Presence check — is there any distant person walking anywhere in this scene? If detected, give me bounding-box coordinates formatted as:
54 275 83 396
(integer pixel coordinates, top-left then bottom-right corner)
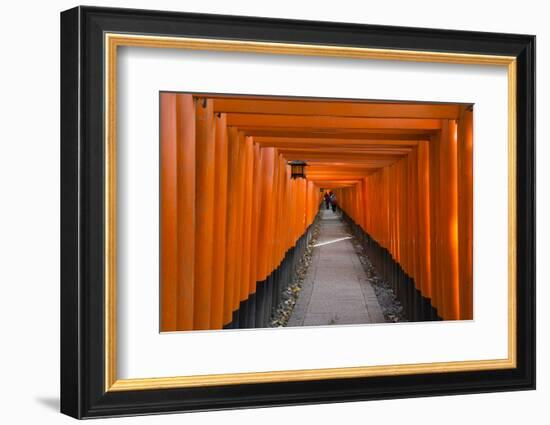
323 191 331 209
329 191 337 213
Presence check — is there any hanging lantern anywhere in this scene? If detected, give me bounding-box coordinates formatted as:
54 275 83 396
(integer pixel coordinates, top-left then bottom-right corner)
288 160 307 179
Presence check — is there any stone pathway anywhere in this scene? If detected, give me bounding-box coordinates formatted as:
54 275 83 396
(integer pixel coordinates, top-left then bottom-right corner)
288 208 386 327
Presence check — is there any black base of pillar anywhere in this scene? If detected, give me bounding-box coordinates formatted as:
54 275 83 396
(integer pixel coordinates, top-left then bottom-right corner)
221 218 319 329
231 308 240 329
238 299 249 329
255 279 266 328
247 293 256 328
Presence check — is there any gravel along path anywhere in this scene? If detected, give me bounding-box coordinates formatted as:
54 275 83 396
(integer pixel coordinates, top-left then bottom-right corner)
349 233 408 323
268 219 321 328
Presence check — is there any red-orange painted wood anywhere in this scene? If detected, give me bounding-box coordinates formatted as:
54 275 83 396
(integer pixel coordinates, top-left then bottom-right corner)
257 147 275 282
175 94 196 330
249 143 262 293
240 137 254 303
223 126 239 325
210 113 228 329
161 93 472 329
417 141 432 300
193 98 216 329
160 93 178 332
335 119 472 320
232 132 246 312
458 109 473 319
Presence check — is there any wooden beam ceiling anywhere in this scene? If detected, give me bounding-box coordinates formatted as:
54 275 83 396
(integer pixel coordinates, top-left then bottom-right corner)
226 114 442 130
198 95 452 182
212 98 462 119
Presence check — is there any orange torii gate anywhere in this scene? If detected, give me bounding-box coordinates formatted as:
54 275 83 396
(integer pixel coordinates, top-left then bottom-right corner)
160 92 473 331
333 112 473 321
161 93 320 331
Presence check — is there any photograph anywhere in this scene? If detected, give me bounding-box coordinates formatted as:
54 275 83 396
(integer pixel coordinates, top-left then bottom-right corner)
159 93 473 332
57 5 535 419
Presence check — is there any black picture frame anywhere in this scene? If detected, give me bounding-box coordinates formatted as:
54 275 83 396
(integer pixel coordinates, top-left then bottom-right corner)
60 5 535 419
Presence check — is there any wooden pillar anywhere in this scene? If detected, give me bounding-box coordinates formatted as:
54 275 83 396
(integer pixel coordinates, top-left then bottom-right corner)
249 142 262 292
160 93 178 331
429 131 443 317
232 132 246 315
194 98 216 329
430 120 460 320
240 137 255 305
269 152 281 271
176 94 196 331
408 149 418 283
417 141 432 300
223 127 239 325
160 93 196 332
457 109 473 319
442 120 459 319
257 148 275 281
288 175 297 247
210 113 228 329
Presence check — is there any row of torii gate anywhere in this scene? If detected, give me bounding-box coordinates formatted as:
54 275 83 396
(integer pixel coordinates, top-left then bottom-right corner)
160 92 473 331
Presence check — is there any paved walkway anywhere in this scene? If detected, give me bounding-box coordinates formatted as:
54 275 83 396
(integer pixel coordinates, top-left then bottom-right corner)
288 208 386 327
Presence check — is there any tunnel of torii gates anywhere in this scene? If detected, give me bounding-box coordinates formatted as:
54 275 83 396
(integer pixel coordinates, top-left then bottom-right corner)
160 92 473 332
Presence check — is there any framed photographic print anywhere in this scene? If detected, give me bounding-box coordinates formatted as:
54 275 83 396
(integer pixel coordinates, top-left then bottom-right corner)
60 5 535 419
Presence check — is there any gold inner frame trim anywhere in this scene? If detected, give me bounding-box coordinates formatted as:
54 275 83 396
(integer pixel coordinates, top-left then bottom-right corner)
104 32 517 392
